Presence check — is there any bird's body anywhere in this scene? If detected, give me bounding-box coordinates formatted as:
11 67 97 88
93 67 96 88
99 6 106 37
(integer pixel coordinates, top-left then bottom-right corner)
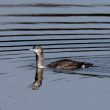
30 45 93 70
47 59 93 69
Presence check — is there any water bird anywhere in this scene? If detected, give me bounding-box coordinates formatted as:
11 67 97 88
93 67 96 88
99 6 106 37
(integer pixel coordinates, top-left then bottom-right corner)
30 45 94 70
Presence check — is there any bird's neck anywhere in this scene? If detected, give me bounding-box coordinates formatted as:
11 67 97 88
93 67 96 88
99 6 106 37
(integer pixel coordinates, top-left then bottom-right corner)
36 54 45 68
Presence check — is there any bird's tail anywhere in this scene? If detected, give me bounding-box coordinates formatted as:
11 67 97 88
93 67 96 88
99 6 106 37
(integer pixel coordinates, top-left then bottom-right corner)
81 62 97 68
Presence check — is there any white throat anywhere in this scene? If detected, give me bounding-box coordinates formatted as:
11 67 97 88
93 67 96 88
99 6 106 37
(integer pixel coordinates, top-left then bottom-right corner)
38 64 46 68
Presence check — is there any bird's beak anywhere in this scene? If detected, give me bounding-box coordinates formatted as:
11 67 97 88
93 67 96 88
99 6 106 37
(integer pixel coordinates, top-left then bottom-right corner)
29 49 36 53
29 49 34 51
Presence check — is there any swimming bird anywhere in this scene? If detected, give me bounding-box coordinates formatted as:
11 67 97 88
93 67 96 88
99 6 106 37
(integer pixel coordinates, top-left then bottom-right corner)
30 45 94 70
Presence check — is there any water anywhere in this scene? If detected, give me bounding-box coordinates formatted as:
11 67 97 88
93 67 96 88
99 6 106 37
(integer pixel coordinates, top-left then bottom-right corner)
0 1 110 110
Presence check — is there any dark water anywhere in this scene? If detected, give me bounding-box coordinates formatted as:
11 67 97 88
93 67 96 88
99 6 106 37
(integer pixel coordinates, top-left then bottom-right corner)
0 1 110 110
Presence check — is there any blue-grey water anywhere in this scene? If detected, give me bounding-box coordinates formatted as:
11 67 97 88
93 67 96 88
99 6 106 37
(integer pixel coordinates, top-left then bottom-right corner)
0 0 110 110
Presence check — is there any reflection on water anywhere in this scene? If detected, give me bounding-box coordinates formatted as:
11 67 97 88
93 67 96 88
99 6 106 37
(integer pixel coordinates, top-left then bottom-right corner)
31 68 44 90
31 66 110 90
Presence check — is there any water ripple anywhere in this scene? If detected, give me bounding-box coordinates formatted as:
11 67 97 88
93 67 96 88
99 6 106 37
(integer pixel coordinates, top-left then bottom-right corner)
0 13 110 17
0 3 110 8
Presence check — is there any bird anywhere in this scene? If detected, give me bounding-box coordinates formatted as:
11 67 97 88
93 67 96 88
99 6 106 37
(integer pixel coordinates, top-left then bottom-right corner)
30 45 94 70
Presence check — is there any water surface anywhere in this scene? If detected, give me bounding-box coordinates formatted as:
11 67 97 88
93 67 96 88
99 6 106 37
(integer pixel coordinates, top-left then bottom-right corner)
0 1 110 110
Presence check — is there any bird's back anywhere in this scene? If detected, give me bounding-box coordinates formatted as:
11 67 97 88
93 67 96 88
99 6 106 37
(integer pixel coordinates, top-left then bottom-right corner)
47 59 93 69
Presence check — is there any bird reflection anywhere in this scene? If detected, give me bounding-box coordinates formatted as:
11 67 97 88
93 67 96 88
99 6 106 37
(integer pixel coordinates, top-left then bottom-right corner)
31 68 44 90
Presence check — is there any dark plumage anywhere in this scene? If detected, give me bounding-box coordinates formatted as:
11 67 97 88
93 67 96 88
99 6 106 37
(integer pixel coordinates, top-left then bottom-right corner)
47 59 93 69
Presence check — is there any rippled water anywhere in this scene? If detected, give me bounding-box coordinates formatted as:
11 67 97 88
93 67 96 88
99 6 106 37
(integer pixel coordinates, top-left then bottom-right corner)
0 1 110 110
